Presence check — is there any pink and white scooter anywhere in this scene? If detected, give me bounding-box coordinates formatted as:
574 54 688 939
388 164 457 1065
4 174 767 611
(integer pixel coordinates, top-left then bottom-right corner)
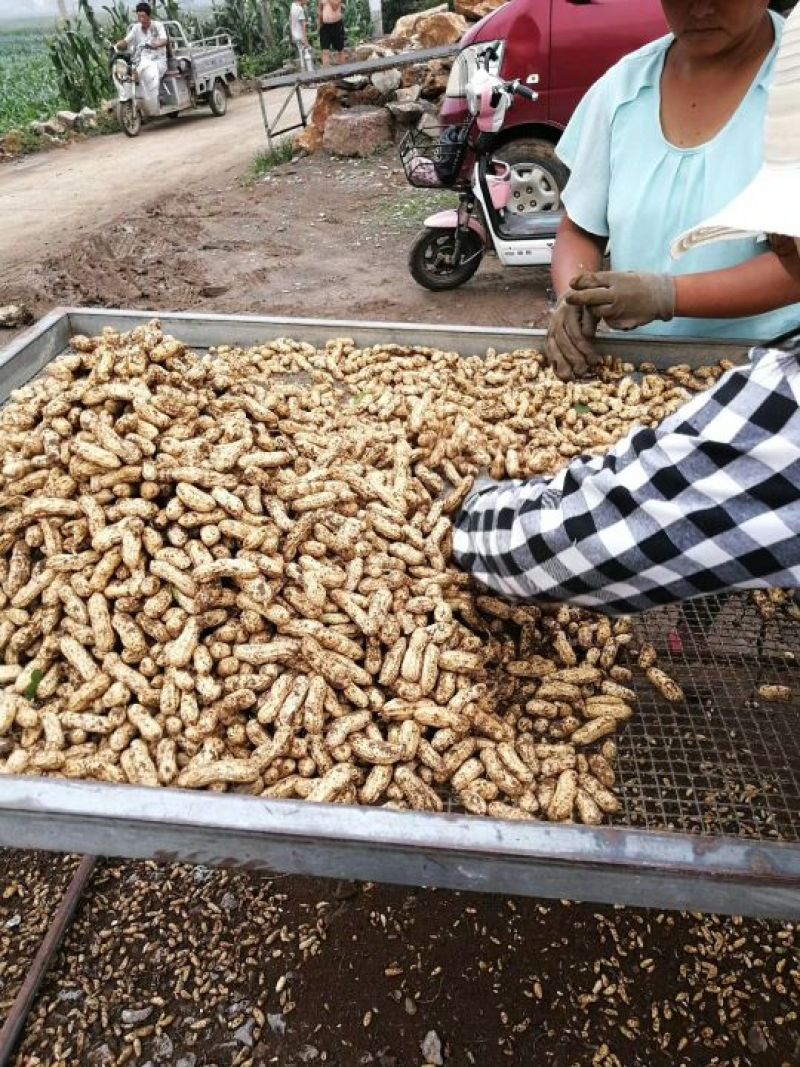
400 69 562 290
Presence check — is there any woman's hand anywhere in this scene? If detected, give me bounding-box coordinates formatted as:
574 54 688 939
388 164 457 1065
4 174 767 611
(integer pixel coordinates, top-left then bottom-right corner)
544 297 600 381
567 271 676 331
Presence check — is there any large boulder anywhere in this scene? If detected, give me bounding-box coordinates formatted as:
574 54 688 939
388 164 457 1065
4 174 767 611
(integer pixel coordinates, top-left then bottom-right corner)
414 12 468 47
392 4 448 40
294 83 341 154
420 59 452 98
322 106 392 156
454 0 506 20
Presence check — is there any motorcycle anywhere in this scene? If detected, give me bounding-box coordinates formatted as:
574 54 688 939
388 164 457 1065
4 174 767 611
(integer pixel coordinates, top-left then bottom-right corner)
400 68 562 290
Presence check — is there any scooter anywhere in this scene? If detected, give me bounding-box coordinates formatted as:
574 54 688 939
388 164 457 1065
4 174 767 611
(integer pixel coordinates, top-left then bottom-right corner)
400 69 562 290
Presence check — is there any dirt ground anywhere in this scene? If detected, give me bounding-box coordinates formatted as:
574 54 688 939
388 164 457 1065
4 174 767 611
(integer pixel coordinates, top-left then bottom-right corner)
2 854 798 1067
0 117 550 331
0 117 795 1067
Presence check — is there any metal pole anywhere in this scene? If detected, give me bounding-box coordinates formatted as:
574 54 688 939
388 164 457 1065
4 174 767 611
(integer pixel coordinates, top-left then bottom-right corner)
257 82 272 149
296 84 308 128
0 855 97 1067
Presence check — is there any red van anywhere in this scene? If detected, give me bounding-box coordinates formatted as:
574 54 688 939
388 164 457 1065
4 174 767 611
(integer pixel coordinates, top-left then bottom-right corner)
439 0 668 212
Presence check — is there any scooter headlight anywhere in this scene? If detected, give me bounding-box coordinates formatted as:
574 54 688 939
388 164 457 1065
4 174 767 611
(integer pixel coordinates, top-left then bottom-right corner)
112 57 129 83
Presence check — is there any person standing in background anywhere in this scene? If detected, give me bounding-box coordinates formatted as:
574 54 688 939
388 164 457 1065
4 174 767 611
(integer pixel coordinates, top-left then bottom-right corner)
290 0 314 72
320 0 346 65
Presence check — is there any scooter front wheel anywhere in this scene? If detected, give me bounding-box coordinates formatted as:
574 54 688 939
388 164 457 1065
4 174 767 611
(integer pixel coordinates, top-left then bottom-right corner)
117 99 141 137
409 228 484 291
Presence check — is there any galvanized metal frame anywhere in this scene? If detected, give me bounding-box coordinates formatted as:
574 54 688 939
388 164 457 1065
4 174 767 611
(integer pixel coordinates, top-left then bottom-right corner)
1 308 797 920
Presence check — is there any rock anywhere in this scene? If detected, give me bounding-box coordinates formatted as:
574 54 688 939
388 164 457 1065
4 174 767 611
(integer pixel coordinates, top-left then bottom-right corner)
220 891 237 911
323 106 392 157
0 130 24 156
421 1031 443 1066
337 75 369 90
355 41 399 60
387 101 426 125
29 118 65 137
121 1007 153 1025
396 85 421 103
77 106 98 130
297 1046 319 1063
234 1020 255 1048
294 83 342 154
175 1057 196 1067
416 110 442 136
152 1033 174 1061
414 11 468 47
294 125 325 153
56 110 80 129
342 87 383 107
748 1024 769 1055
5 914 20 929
88 1045 115 1067
371 68 402 95
58 989 83 1002
267 1012 286 1035
421 59 452 98
393 4 448 40
455 0 506 20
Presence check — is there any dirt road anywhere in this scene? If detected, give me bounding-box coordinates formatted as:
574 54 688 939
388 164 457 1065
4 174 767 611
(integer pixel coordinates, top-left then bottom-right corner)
0 90 551 331
0 89 303 281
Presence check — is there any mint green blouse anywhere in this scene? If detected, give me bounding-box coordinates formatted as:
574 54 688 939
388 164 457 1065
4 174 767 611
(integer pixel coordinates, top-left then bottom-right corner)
556 11 800 341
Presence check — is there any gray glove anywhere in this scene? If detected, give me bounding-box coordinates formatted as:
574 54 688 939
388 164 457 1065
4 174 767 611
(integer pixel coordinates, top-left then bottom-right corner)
544 297 600 382
566 271 676 331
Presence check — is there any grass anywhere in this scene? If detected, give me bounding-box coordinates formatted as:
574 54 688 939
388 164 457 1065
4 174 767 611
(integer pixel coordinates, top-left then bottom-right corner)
377 187 458 230
0 29 68 137
246 138 296 182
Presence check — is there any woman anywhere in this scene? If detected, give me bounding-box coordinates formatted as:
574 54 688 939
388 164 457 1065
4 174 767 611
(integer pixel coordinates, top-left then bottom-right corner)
547 0 800 381
453 2 800 614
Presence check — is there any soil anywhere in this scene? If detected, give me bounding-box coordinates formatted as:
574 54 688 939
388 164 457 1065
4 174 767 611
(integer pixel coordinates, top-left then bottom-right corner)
0 99 550 333
5 855 798 1067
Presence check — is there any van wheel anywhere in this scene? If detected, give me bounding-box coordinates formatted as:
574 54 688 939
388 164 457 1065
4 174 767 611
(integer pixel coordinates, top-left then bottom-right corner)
209 80 228 116
493 138 568 215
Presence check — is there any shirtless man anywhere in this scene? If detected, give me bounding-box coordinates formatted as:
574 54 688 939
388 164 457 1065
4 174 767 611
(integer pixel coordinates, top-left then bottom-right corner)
320 0 345 66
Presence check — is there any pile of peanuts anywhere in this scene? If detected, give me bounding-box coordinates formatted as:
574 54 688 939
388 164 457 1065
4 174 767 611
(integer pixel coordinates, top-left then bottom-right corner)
0 322 726 823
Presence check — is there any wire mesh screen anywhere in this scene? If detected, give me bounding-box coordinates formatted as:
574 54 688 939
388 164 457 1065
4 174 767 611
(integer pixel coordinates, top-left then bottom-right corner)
618 594 800 842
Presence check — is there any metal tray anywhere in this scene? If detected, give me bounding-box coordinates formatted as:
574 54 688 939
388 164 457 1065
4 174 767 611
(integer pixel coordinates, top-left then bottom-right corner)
1 308 798 921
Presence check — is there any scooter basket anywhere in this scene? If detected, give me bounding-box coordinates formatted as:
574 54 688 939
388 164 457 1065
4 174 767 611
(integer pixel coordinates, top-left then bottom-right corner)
399 123 472 188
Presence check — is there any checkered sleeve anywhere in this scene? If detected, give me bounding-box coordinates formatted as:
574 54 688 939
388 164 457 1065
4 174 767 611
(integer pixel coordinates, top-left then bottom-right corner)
453 343 800 615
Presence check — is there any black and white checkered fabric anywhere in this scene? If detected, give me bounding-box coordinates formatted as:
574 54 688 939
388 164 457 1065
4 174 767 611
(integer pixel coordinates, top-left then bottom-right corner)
453 338 800 615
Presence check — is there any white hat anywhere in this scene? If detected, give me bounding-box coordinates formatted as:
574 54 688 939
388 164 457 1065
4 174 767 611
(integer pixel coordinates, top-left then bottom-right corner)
672 4 800 258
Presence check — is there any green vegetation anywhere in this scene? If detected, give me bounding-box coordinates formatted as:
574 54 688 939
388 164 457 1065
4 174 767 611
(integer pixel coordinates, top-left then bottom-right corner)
246 137 295 182
377 187 457 229
0 30 67 135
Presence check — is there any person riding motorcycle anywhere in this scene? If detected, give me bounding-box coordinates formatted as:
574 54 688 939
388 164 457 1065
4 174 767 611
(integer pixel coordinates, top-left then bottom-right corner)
115 1 168 116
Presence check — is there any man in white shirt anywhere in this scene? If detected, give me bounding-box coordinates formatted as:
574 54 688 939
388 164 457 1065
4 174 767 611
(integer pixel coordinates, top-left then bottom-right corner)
116 1 168 115
290 0 314 72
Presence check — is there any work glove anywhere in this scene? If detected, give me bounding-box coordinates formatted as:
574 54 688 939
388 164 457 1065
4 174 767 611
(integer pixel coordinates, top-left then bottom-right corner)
566 271 676 331
544 297 601 382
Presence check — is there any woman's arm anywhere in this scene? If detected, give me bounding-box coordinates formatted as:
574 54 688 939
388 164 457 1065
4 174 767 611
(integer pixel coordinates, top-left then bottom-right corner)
550 216 606 298
674 251 800 319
